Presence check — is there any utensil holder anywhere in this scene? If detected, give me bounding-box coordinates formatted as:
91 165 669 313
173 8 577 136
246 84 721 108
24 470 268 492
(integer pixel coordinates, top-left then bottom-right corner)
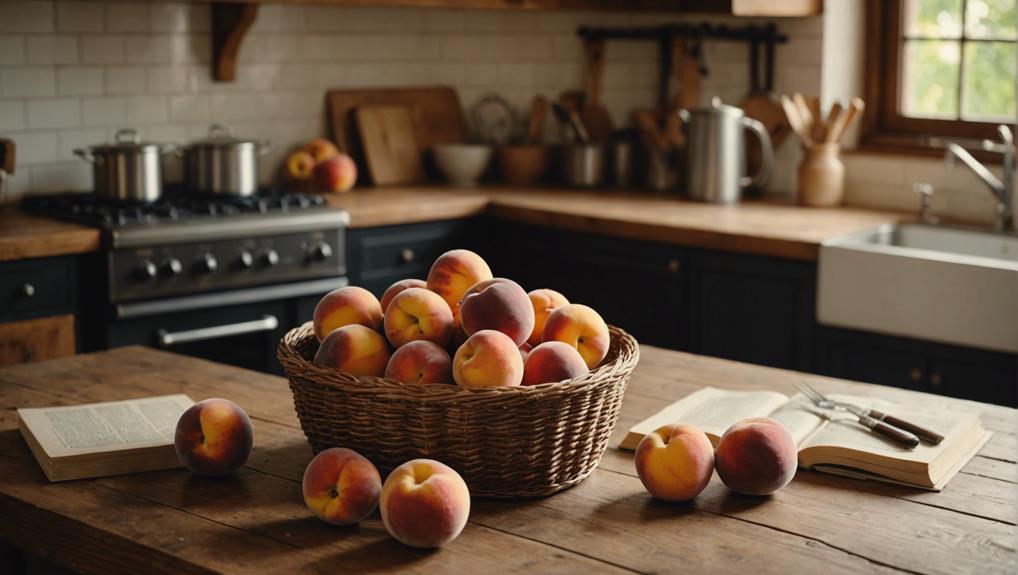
798 143 844 207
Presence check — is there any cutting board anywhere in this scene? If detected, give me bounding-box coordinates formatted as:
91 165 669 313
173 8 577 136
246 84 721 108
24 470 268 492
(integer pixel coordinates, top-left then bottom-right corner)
355 105 425 186
327 86 464 169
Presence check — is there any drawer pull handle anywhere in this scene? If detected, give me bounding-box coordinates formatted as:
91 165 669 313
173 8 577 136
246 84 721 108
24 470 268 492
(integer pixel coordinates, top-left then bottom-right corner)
401 248 415 263
909 367 923 383
156 315 278 347
21 283 35 297
930 372 942 388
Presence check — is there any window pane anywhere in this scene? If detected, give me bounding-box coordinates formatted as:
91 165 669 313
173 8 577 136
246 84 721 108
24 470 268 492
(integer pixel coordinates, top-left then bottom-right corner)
965 0 1017 40
961 41 1017 120
901 40 961 118
904 0 963 38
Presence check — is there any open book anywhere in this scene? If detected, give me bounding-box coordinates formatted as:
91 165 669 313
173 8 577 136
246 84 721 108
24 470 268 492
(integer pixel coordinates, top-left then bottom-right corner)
619 387 990 491
18 394 194 482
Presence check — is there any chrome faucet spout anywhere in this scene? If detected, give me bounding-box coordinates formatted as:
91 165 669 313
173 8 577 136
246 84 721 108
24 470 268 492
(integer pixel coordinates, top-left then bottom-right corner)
944 129 1013 233
944 143 1005 196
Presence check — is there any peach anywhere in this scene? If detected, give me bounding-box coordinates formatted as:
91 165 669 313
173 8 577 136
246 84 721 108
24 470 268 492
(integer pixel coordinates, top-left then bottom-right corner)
634 424 714 502
302 448 382 525
542 304 610 370
521 341 588 386
452 329 524 388
385 340 453 385
380 459 470 548
174 398 253 477
425 249 493 320
312 286 383 342
715 417 798 496
314 324 391 377
460 278 535 347
285 150 315 182
527 289 569 346
518 341 533 363
315 153 357 193
380 278 428 312
303 137 339 163
384 287 454 348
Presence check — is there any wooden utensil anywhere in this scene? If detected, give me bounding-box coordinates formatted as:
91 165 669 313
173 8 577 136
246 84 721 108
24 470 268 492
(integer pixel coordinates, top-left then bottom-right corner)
827 97 865 144
355 105 425 186
741 32 791 183
662 35 700 149
808 95 823 142
0 139 14 175
633 107 668 151
558 90 585 114
792 93 814 144
527 96 548 145
551 102 590 143
823 100 844 143
327 86 464 167
780 95 813 146
580 38 613 142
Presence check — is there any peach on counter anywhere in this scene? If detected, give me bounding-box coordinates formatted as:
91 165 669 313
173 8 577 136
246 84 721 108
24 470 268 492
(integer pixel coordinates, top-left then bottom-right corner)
314 324 391 377
385 340 453 385
527 289 569 346
285 150 315 182
380 459 470 548
174 398 253 477
302 447 382 526
459 278 535 347
452 329 524 388
634 424 714 502
426 249 493 320
383 287 454 348
380 278 427 312
714 417 797 496
542 304 610 370
312 286 383 342
303 137 339 163
521 341 588 386
315 153 357 193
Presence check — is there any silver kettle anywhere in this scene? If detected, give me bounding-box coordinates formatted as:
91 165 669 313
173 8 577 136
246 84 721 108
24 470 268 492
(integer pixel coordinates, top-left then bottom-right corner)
679 97 773 203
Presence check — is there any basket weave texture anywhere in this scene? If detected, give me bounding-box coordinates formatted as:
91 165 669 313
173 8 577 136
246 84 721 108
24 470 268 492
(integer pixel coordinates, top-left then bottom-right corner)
278 322 639 498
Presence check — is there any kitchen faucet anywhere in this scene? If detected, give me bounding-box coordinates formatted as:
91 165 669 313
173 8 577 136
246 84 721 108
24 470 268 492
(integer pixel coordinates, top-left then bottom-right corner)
944 125 1014 233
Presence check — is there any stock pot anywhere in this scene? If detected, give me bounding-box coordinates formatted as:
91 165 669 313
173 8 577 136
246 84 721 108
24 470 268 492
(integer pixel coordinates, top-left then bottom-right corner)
74 129 175 202
183 124 271 196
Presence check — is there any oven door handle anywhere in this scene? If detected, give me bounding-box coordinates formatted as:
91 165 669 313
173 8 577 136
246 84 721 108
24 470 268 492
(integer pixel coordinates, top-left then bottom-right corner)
156 315 279 347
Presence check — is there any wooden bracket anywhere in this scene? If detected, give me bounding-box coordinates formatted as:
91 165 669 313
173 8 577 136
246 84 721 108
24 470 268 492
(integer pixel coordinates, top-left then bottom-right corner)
211 2 259 82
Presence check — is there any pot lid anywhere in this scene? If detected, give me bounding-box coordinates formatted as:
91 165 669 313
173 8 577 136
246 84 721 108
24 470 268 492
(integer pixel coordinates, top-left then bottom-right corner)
89 129 165 152
188 124 260 148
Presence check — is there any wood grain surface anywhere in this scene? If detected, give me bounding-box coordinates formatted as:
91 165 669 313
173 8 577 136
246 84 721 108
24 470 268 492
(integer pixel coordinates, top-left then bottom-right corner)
0 314 75 367
0 346 1012 574
0 210 100 262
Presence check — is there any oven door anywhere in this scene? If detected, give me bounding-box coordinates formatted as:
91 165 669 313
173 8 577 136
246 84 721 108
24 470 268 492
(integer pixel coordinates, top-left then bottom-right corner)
104 278 344 374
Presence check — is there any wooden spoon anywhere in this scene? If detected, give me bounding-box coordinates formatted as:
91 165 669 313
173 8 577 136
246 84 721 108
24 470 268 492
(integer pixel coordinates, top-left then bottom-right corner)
580 38 613 142
827 97 865 144
780 95 813 146
527 96 548 145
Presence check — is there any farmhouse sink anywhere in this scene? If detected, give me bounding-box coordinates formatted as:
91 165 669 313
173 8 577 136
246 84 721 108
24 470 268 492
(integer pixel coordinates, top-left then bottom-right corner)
817 223 1018 354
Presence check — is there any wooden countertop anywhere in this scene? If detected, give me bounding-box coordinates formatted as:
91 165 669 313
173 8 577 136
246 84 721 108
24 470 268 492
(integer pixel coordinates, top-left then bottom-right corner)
0 210 100 262
327 186 907 261
0 346 1013 574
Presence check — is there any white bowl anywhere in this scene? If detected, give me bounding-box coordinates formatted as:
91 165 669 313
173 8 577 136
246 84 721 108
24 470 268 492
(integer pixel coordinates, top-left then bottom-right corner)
433 144 493 187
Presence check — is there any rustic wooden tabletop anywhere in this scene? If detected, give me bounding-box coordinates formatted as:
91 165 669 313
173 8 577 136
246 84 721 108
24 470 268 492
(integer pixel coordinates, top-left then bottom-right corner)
0 346 1014 574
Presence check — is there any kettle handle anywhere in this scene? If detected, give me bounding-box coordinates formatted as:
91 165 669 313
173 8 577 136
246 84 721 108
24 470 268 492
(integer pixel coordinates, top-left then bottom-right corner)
741 116 773 189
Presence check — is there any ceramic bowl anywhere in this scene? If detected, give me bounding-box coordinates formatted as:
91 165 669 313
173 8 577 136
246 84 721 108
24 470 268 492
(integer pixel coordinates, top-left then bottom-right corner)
433 144 493 187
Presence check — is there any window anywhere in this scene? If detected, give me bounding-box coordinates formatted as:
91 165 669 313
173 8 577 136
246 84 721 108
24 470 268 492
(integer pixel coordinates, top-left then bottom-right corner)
862 0 1017 152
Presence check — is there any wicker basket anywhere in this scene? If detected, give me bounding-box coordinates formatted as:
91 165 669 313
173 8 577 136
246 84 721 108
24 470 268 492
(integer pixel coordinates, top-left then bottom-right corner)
277 322 639 498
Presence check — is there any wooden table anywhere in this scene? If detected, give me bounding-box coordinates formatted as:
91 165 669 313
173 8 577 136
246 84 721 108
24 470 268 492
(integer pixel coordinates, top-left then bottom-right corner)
0 347 1014 574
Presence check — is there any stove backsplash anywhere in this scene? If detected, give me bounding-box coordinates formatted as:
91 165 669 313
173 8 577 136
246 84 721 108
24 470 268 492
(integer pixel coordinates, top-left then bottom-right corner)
0 0 827 204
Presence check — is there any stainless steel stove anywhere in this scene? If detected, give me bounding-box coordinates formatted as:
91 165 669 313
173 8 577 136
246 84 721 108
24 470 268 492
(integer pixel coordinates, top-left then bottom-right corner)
23 190 349 374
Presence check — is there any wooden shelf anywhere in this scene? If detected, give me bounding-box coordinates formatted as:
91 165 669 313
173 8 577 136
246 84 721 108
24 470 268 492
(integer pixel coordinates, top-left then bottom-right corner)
211 2 259 82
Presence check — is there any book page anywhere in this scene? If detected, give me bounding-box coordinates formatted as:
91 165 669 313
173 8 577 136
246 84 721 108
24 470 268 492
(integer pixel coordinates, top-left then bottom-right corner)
18 395 194 458
765 395 828 445
621 387 788 449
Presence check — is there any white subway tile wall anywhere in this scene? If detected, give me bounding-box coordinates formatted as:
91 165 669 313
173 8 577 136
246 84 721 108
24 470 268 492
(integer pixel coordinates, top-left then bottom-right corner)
3 0 986 226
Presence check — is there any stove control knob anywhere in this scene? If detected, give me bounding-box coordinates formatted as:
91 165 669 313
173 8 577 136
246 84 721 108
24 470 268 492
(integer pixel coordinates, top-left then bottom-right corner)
163 258 183 276
261 249 280 267
135 259 158 280
307 241 333 262
238 250 254 269
198 252 218 273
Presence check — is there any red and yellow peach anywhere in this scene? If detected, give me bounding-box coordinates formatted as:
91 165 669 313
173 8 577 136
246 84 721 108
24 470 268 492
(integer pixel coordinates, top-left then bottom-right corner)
452 329 524 388
312 286 383 342
380 459 471 548
521 341 588 385
302 448 382 525
383 287 454 349
314 324 391 377
426 249 492 320
380 278 428 313
542 303 610 370
634 424 714 501
459 278 535 347
527 289 569 346
385 340 453 385
714 417 798 496
174 398 253 477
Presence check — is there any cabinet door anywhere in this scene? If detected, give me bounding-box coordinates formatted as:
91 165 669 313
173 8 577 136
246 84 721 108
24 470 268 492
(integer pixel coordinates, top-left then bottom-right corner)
928 353 1017 407
817 330 928 391
486 221 683 348
0 314 76 367
685 250 815 370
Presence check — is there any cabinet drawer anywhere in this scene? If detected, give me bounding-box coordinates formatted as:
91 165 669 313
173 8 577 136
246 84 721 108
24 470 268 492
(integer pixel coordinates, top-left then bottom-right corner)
0 314 76 366
0 257 77 321
348 220 470 289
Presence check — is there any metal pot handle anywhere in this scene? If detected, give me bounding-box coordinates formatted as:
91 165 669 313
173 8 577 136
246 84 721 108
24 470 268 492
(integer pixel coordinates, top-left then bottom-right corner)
73 148 95 163
208 123 230 139
159 142 180 156
741 116 773 189
257 140 272 157
115 128 140 144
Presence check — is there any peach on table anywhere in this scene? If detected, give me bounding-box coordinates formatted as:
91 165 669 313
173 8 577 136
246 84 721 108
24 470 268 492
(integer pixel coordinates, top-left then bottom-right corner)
303 447 381 526
715 417 797 496
635 423 714 502
174 398 253 477
380 459 471 548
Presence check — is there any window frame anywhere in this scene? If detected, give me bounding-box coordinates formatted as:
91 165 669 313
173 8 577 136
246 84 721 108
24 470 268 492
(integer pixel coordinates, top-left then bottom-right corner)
861 0 1015 157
